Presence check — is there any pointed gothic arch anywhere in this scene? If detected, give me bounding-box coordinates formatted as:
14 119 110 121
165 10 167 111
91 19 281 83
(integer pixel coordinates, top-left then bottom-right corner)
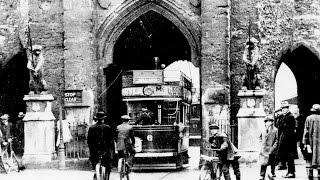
275 42 320 114
96 0 200 67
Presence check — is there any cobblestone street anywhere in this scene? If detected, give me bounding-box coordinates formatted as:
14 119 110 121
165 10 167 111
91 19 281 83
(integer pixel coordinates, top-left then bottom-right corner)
0 147 313 180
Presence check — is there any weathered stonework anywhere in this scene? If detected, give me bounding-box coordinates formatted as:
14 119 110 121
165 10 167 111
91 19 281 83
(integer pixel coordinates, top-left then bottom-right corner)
1 0 320 152
26 0 64 115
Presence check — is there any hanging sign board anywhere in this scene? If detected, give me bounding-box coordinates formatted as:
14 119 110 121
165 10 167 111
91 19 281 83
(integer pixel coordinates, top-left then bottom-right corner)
133 70 163 84
63 90 82 103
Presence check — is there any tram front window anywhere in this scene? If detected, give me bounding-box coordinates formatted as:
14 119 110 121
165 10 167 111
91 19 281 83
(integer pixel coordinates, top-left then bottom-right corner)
125 101 180 125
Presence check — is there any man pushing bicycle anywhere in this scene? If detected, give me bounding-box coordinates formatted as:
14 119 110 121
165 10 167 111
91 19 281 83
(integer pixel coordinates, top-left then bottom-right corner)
88 111 114 180
209 124 240 180
116 115 135 171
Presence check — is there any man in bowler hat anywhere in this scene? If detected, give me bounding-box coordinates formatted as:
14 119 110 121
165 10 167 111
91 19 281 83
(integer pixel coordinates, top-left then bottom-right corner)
87 111 113 180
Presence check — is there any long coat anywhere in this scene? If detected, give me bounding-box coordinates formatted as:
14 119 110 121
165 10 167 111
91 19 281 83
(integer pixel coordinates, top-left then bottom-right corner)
259 125 278 165
303 113 320 166
87 122 114 169
277 111 297 161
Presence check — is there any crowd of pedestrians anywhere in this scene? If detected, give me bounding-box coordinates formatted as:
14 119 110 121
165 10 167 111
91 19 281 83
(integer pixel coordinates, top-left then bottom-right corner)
256 101 320 179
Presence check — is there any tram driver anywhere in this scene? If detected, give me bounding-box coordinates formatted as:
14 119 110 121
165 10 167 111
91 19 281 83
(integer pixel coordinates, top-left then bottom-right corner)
136 107 154 125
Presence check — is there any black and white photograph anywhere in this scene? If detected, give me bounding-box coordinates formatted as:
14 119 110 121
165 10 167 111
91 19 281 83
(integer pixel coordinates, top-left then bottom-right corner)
0 0 320 179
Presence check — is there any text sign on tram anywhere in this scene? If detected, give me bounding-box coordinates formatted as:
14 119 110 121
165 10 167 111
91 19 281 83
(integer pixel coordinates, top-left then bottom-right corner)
133 70 163 84
122 86 181 97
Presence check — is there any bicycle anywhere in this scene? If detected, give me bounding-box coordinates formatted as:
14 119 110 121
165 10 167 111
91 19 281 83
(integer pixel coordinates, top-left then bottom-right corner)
199 141 222 180
118 155 130 180
93 155 109 180
0 139 20 173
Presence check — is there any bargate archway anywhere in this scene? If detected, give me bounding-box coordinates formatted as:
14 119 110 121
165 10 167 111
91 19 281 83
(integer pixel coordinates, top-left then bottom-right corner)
96 1 201 127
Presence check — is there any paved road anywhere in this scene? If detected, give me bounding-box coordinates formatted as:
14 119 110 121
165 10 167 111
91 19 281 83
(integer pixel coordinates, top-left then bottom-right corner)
0 147 313 180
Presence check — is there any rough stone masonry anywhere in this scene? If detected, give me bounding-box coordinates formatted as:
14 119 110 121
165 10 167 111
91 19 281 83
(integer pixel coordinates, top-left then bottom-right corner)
0 0 319 143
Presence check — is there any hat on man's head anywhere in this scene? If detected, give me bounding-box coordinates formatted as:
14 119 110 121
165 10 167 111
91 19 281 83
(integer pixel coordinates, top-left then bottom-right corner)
0 114 9 121
280 101 290 109
18 112 24 118
310 104 320 112
31 45 42 51
93 111 106 121
209 124 219 130
264 115 274 122
121 115 132 121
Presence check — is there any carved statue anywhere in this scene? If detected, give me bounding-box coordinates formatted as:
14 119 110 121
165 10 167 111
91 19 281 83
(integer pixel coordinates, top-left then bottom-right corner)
242 37 262 90
27 45 48 94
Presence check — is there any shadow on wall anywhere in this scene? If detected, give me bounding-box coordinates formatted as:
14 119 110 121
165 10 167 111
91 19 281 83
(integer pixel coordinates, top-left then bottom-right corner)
0 50 29 121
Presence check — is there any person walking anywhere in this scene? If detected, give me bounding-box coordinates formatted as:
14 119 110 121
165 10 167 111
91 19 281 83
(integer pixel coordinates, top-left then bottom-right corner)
87 111 114 180
116 115 135 169
276 101 297 178
259 115 278 180
303 104 320 179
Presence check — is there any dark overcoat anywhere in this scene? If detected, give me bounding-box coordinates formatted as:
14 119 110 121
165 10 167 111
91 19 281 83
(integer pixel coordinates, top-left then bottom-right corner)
303 113 320 166
87 122 114 169
277 111 297 161
259 125 278 165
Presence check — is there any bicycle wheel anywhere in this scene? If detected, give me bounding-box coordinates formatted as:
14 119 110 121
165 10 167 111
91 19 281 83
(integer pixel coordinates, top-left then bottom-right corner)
125 162 130 180
11 153 20 172
199 164 213 180
1 150 10 173
95 163 106 180
212 163 221 180
119 158 125 180
119 158 129 180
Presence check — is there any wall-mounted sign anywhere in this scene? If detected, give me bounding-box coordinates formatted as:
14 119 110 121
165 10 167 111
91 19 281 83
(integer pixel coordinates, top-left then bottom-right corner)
64 90 82 103
122 86 181 97
133 70 163 84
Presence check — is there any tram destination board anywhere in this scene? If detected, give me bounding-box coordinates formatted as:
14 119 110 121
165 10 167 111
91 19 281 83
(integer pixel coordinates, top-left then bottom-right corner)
133 70 163 84
63 89 82 103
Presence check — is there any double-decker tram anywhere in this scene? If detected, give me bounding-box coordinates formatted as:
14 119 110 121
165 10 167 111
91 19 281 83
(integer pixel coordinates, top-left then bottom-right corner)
121 69 192 170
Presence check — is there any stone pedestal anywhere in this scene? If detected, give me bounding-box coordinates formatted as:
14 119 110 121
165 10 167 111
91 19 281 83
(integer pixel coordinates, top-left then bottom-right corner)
236 89 266 163
22 94 56 165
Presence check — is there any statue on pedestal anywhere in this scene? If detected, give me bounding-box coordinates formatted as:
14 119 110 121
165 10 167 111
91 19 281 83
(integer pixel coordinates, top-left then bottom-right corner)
27 45 48 94
241 37 262 90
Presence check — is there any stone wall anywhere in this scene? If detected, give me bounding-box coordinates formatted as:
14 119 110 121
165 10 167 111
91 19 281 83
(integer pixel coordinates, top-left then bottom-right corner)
230 0 320 122
63 0 95 90
28 0 64 115
0 0 23 67
201 0 231 141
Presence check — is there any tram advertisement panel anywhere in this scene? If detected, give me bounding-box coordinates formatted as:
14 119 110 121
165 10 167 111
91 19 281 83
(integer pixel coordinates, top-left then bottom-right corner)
122 85 181 97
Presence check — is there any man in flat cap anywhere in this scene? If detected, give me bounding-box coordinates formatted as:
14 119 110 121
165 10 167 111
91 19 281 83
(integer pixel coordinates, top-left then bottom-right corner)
27 44 48 94
209 124 240 180
116 115 135 171
259 115 278 180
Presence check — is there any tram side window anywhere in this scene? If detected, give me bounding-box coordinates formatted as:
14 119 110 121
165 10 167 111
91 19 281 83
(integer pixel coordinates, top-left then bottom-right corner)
162 101 179 125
